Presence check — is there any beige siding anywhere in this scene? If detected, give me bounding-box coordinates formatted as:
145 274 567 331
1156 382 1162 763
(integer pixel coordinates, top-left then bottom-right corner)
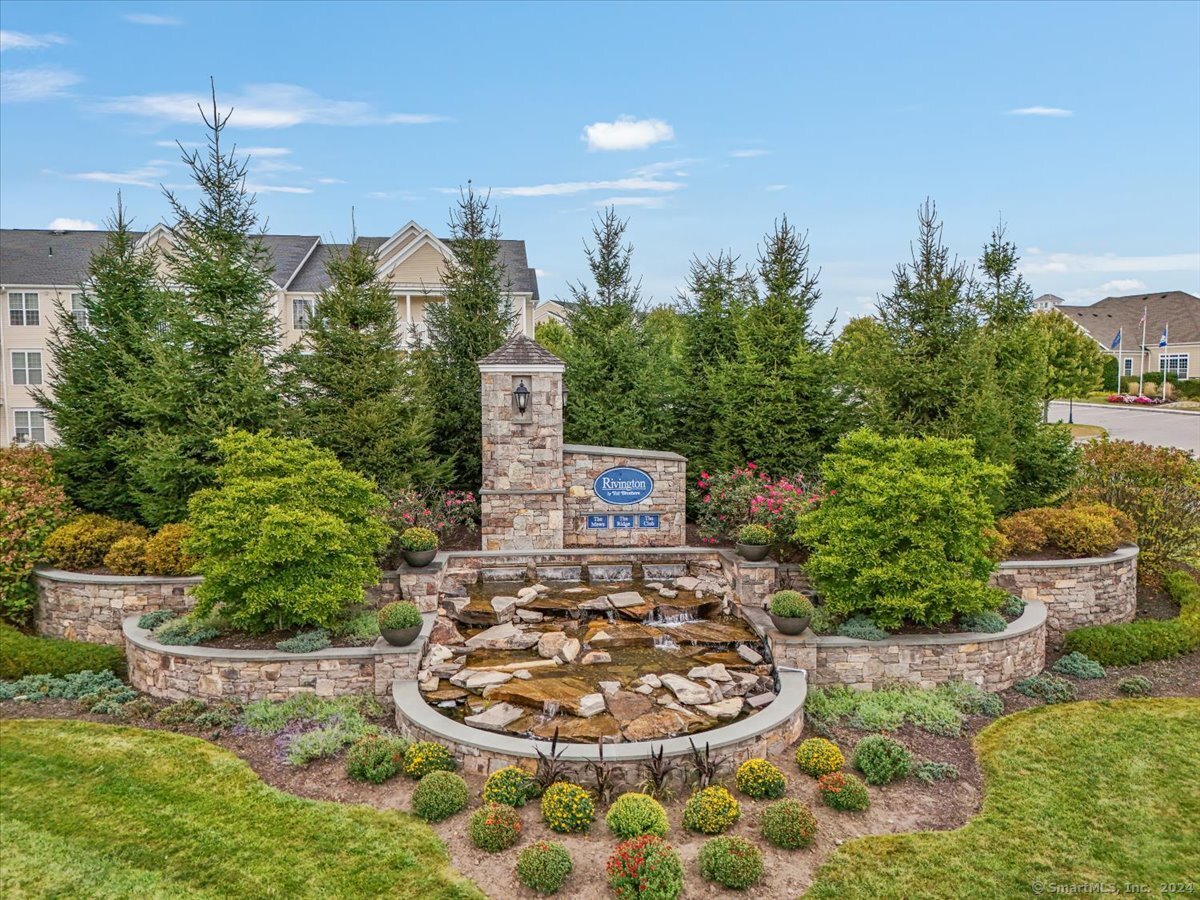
386 242 449 286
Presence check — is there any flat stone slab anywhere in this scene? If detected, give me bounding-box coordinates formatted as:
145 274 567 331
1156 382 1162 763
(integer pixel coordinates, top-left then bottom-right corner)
654 620 758 645
583 620 656 648
464 622 541 651
660 673 712 705
465 702 527 732
482 676 598 715
422 686 469 702
607 591 646 609
531 713 622 742
537 566 583 582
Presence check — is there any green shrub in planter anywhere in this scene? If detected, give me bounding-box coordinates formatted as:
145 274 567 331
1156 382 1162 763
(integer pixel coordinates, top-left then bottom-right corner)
483 765 540 807
817 771 870 811
152 615 222 646
737 523 773 545
605 792 669 839
606 835 684 900
770 590 813 619
402 740 455 779
1052 651 1106 679
682 786 740 834
275 630 331 653
469 802 523 852
959 611 1006 633
1014 673 1077 704
398 526 438 552
735 758 787 799
411 770 468 822
346 733 408 784
516 840 573 895
378 601 422 630
136 610 177 630
795 737 844 777
1118 675 1153 696
1000 595 1025 619
698 835 764 889
852 735 912 785
541 782 594 833
760 798 818 849
836 615 888 641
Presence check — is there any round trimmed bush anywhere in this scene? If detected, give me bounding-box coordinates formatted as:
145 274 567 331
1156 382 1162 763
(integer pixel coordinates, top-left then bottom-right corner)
1118 675 1153 696
483 764 539 807
402 740 455 779
345 733 407 784
606 792 669 839
398 526 438 552
540 781 594 833
818 771 870 812
43 514 148 571
735 758 787 799
770 590 813 619
698 835 764 889
469 802 523 852
378 601 422 631
795 737 844 777
516 840 573 894
852 735 912 785
142 523 197 576
761 798 818 849
103 535 148 575
738 523 773 545
606 835 684 900
411 770 468 822
682 785 740 834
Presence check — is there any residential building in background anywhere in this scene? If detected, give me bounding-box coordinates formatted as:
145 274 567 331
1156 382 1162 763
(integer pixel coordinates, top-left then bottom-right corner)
533 299 572 328
0 222 539 447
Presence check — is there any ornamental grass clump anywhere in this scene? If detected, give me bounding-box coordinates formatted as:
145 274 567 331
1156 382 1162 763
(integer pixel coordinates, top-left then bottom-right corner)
760 798 819 849
412 770 468 822
606 792 669 839
770 590 813 620
1052 651 1106 679
818 771 870 812
483 765 540 807
398 526 438 552
735 758 788 799
402 740 455 779
698 835 764 890
682 786 740 834
852 735 912 785
469 802 523 852
516 840 573 895
606 835 684 900
540 781 595 833
377 601 421 631
345 733 408 784
795 737 844 777
1118 675 1153 696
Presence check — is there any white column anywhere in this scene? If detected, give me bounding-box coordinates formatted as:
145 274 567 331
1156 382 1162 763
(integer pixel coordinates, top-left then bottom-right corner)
405 294 412 347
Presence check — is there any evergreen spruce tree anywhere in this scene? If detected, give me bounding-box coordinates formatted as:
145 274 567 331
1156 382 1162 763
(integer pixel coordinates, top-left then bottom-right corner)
282 240 448 492
126 87 284 526
34 199 165 519
418 184 514 488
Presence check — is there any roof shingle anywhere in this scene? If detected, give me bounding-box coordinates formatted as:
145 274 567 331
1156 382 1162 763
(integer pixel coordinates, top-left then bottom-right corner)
477 334 564 367
1056 291 1200 346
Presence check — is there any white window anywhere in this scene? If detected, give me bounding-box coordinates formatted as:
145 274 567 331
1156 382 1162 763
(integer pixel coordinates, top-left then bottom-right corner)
8 292 39 326
12 351 43 386
13 409 47 444
1123 357 1133 376
70 293 90 328
293 297 314 330
1161 353 1189 380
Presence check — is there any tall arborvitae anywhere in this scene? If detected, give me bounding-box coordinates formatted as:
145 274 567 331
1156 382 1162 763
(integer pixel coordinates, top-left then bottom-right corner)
282 240 449 492
711 217 854 475
418 185 514 488
34 199 165 519
560 208 677 448
126 86 284 525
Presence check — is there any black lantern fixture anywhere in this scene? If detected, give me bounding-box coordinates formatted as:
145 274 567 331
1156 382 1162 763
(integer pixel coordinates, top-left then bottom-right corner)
562 384 569 408
513 379 531 415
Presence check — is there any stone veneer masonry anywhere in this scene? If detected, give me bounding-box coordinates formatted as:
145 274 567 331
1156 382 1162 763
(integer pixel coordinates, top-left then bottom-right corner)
562 445 686 547
989 545 1138 643
35 568 199 645
767 601 1047 692
123 614 431 707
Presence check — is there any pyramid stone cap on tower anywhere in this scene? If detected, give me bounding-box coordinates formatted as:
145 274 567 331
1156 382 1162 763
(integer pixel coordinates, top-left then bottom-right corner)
477 334 565 371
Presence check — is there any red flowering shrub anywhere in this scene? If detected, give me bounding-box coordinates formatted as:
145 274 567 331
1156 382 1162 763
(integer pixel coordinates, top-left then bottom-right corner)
384 488 478 562
693 464 822 546
605 834 685 900
0 447 73 623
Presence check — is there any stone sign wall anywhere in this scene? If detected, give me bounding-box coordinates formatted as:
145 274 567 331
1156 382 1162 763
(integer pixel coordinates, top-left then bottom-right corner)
562 445 686 547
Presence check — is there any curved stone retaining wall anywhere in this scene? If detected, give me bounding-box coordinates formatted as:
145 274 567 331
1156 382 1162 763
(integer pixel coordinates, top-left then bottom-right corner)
35 568 200 645
394 670 807 781
124 615 431 707
990 546 1137 642
767 601 1047 692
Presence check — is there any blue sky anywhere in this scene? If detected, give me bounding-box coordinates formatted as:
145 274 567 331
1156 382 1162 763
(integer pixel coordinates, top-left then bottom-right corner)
2 0 1198 323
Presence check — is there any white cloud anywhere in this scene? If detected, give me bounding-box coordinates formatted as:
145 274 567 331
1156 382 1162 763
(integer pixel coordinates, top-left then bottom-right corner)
47 217 99 230
63 164 167 187
596 196 665 209
242 146 290 157
1 66 80 102
582 116 673 151
154 139 200 148
1008 106 1073 117
475 177 685 198
315 177 345 184
0 30 68 51
244 182 312 194
100 83 448 128
367 189 420 200
1020 250 1200 275
123 13 182 26
1060 279 1150 303
731 149 769 158
766 184 788 192
631 158 699 178
535 269 551 278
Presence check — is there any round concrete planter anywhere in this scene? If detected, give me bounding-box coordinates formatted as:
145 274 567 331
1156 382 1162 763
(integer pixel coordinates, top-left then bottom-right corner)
402 548 438 568
381 625 421 647
736 543 771 562
768 613 810 636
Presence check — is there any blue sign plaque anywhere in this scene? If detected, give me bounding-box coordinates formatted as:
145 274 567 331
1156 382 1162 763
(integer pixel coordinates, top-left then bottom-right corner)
613 514 635 529
593 466 655 505
586 514 609 529
638 514 660 529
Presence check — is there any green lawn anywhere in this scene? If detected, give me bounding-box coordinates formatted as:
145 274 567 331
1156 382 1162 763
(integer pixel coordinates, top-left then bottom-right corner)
805 698 1200 898
0 718 482 899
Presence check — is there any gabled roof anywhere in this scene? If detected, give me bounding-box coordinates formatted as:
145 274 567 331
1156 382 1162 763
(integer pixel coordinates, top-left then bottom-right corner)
477 334 564 368
1057 291 1200 347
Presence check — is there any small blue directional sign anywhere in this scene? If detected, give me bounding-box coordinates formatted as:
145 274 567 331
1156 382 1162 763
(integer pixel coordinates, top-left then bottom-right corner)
613 514 635 529
638 514 660 528
586 514 609 529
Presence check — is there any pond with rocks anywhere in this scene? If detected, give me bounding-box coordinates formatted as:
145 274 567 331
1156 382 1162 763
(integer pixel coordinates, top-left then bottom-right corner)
417 562 777 743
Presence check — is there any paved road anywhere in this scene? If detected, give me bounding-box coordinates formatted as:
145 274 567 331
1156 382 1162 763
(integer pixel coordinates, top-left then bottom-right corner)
1048 401 1200 455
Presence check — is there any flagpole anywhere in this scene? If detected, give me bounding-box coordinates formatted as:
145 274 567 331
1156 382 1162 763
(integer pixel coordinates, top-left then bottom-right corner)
1138 306 1147 397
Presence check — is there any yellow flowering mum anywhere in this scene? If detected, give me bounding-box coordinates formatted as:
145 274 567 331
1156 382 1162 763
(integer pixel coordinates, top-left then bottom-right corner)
794 737 844 777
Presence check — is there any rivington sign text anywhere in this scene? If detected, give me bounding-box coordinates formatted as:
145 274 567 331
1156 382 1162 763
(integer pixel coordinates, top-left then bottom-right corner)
593 466 655 505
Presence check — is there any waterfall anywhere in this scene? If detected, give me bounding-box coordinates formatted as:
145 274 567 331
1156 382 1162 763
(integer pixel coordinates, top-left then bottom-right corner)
653 634 679 651
646 611 703 627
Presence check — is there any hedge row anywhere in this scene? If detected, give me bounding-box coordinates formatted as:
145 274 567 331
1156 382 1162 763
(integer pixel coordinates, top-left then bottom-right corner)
0 625 126 681
1062 571 1200 666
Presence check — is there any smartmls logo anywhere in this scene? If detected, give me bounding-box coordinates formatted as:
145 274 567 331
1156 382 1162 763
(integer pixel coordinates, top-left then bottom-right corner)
593 467 655 505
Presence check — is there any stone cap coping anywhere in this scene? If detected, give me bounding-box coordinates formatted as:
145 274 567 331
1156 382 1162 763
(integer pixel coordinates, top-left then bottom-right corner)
996 544 1138 570
122 612 434 662
35 566 202 586
479 488 567 496
380 556 447 578
443 547 722 561
563 443 687 462
394 669 807 762
768 599 1047 649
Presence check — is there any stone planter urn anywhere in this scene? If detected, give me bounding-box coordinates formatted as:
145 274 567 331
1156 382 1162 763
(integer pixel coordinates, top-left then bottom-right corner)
736 542 771 562
381 625 422 647
402 548 438 568
768 613 811 636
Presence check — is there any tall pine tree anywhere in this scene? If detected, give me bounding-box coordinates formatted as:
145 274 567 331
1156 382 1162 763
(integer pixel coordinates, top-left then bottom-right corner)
126 87 284 526
418 185 514 488
35 199 166 520
282 240 448 492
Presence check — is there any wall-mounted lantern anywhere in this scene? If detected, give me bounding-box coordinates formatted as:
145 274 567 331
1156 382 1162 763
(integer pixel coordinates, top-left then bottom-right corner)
513 379 531 415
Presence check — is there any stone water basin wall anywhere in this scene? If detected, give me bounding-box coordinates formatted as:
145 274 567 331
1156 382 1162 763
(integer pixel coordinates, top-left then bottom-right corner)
35 567 200 645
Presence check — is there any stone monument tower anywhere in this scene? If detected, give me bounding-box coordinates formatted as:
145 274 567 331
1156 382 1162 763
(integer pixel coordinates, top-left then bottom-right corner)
477 335 566 550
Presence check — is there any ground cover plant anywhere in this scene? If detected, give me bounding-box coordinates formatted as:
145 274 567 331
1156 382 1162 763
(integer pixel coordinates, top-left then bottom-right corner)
804 682 1003 737
1118 675 1153 696
0 626 125 680
0 719 480 898
1014 673 1078 704
1051 651 1106 679
240 693 381 765
1063 570 1200 665
806 699 1200 897
0 670 137 714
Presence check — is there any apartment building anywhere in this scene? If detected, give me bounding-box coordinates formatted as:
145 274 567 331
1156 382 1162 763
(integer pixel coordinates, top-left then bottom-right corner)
0 221 539 447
